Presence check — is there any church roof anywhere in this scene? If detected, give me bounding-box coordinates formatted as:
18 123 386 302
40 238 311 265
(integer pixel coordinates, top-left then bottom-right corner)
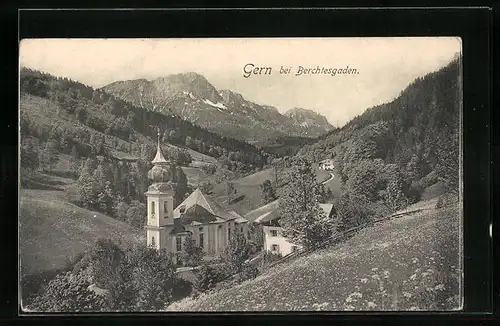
152 144 168 164
173 188 237 221
152 128 168 165
227 210 248 224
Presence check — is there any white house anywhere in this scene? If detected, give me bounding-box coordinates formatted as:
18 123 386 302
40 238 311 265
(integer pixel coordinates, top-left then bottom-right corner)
245 199 336 257
145 130 249 266
319 159 335 171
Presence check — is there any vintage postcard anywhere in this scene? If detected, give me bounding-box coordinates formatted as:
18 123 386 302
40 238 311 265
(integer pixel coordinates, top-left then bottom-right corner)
19 37 463 312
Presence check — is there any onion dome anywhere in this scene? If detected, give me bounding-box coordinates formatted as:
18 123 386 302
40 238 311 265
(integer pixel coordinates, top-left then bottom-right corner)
147 182 174 194
148 127 172 183
148 164 171 183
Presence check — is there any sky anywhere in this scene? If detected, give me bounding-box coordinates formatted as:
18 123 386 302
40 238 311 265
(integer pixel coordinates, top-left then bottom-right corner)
20 37 461 126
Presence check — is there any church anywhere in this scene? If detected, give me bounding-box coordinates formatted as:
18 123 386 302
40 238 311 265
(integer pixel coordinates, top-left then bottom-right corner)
144 131 250 266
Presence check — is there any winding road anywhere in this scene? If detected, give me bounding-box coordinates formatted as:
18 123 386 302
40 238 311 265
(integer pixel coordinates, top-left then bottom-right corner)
321 172 335 185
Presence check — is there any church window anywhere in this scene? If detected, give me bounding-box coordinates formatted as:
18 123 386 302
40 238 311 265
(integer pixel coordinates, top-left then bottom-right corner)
176 236 182 252
150 201 155 218
163 201 168 215
151 236 156 247
199 233 204 249
228 226 231 240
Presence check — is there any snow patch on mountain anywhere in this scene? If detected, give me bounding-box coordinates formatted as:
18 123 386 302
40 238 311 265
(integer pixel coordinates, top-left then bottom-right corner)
203 99 227 111
183 91 197 100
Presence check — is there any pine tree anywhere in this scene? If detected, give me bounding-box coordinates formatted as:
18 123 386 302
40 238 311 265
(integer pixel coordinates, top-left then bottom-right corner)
40 139 59 171
20 138 39 171
226 181 236 203
126 201 146 229
97 181 115 215
93 160 113 190
384 173 408 212
260 179 277 205
89 133 104 156
76 167 99 209
174 166 188 207
435 131 459 195
69 145 80 177
112 195 129 221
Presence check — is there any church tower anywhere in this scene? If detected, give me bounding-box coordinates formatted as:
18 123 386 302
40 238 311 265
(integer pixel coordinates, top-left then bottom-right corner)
144 128 176 250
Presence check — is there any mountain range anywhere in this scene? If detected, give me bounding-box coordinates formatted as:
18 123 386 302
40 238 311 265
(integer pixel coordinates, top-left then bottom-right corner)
101 73 333 142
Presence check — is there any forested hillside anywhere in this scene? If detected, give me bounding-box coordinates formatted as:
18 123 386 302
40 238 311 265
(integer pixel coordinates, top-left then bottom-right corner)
20 67 272 230
20 68 268 172
297 58 461 229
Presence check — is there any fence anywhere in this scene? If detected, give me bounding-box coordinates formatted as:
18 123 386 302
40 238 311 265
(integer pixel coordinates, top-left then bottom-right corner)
185 207 423 290
262 208 424 270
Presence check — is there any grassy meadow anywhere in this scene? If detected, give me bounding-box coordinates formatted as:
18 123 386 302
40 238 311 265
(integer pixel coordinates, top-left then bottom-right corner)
166 199 461 311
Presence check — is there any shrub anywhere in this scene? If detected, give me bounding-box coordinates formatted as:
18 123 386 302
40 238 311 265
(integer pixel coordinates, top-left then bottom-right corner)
435 196 444 209
26 271 109 312
220 233 252 281
180 234 203 267
261 251 282 268
171 277 193 302
239 263 259 282
194 263 225 293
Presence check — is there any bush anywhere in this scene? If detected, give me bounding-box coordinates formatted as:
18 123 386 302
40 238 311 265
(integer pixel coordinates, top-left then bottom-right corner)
194 263 226 293
239 264 259 282
261 251 282 268
171 277 193 302
26 271 109 312
180 235 203 267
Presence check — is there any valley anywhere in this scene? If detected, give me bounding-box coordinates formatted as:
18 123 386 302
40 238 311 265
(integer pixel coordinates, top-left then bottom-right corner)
19 50 461 312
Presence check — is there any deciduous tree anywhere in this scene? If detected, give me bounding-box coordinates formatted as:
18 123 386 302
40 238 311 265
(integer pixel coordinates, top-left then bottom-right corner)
278 158 337 250
180 234 203 267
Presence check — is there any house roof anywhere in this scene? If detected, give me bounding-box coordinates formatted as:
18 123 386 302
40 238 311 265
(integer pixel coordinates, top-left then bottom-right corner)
247 200 334 224
319 203 335 218
227 210 248 224
173 188 237 222
244 199 280 223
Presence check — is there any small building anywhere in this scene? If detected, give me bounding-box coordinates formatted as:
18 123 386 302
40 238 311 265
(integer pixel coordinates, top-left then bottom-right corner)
245 199 336 257
319 159 335 171
145 130 249 266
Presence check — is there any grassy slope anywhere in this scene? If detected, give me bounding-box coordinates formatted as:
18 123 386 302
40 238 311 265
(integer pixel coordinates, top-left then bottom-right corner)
167 199 461 311
20 187 145 276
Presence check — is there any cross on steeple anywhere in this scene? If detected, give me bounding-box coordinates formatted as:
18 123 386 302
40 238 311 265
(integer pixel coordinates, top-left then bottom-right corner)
157 127 161 149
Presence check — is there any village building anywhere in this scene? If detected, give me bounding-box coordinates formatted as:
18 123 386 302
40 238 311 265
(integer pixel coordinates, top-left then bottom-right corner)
245 199 336 257
145 130 249 266
319 158 335 171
